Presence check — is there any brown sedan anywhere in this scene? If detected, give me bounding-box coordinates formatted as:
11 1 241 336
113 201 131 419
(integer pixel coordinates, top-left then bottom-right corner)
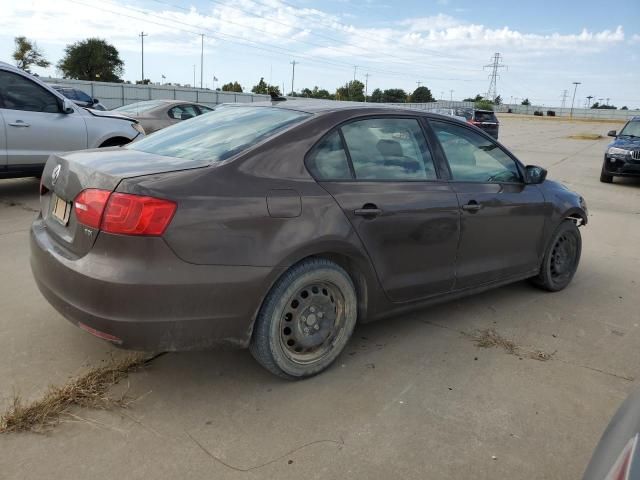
31 101 587 379
112 99 214 134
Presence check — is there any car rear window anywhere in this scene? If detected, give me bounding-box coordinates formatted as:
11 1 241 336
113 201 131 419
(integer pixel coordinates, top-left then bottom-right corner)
474 111 498 123
127 105 311 162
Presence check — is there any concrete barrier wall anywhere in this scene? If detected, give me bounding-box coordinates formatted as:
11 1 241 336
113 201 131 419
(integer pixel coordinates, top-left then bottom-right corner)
41 77 270 109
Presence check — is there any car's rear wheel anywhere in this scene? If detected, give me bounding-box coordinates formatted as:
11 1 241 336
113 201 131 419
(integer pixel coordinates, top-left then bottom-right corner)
249 258 357 379
531 220 582 292
600 162 614 183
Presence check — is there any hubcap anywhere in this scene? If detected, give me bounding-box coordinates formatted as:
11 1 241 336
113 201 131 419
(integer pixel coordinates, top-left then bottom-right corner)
550 233 577 282
279 282 345 364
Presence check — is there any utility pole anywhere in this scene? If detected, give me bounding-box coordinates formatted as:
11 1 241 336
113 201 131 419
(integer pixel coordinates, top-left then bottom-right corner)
560 89 569 111
200 34 204 89
139 32 148 83
290 60 298 95
364 73 370 102
193 65 196 87
416 81 422 88
353 65 358 81
586 95 594 108
483 52 507 102
569 81 581 118
606 97 610 106
449 89 454 102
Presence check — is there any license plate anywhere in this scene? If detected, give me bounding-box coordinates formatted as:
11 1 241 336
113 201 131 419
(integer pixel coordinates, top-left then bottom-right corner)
51 194 71 225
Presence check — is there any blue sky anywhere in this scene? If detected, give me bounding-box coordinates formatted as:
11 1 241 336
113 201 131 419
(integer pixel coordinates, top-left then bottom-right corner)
1 0 639 107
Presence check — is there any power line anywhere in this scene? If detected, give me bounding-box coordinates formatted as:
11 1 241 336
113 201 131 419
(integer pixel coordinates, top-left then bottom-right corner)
483 53 507 102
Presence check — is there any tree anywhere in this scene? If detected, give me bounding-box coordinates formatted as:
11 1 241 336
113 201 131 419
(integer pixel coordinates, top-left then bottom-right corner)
464 94 484 102
621 106 628 110
411 86 434 103
369 88 383 103
135 79 151 85
494 95 502 105
251 77 280 96
300 86 333 99
382 88 408 103
475 99 494 111
13 36 50 73
58 38 123 82
222 81 243 92
335 80 365 102
521 98 531 106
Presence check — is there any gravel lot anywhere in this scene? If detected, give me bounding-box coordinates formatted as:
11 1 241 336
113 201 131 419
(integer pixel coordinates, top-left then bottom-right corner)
1 115 639 479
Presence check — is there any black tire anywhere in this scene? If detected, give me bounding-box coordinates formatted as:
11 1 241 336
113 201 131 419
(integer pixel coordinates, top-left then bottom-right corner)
600 162 613 183
249 258 357 380
531 221 582 292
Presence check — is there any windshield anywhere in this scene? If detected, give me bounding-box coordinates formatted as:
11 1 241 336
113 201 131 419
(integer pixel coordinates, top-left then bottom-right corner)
619 121 640 137
127 105 311 162
114 100 167 115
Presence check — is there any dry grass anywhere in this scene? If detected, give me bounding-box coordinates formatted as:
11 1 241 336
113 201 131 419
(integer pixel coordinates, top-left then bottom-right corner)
567 133 604 140
0 354 148 433
470 328 554 362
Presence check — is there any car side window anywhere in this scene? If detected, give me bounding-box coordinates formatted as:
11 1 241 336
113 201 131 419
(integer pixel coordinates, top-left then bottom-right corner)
168 104 199 120
340 118 436 180
0 71 60 113
430 120 521 183
198 105 213 114
306 131 352 180
74 89 93 103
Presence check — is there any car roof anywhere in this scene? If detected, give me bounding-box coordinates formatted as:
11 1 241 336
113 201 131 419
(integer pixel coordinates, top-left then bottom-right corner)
231 99 451 116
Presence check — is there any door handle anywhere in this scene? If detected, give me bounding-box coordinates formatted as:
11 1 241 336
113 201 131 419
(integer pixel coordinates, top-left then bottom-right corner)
8 121 30 127
461 201 482 212
354 205 382 217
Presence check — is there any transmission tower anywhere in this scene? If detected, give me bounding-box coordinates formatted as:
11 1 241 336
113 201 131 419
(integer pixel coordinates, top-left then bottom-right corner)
560 89 569 110
483 53 507 102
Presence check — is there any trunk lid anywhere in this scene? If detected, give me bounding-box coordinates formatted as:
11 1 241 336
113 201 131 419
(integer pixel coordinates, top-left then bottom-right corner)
39 147 208 257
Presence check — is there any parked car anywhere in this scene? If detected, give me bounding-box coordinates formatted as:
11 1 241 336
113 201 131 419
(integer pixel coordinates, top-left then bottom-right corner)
112 100 214 134
583 388 640 480
49 84 107 111
0 62 145 179
600 116 640 183
31 102 587 379
455 108 500 139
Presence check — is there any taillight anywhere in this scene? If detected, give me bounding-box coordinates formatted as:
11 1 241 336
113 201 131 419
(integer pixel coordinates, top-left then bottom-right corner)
102 193 176 236
74 189 110 229
73 189 176 236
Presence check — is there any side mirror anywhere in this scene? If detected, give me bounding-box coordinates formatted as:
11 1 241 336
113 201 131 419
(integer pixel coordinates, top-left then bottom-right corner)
92 98 100 104
607 130 617 137
61 98 75 114
525 165 547 184
180 112 194 120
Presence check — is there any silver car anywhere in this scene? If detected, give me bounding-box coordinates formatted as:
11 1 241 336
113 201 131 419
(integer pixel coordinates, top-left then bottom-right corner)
0 62 145 179
113 100 214 134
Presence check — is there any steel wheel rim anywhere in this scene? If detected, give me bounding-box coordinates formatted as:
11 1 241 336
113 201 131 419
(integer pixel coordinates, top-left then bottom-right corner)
550 232 578 283
278 281 346 365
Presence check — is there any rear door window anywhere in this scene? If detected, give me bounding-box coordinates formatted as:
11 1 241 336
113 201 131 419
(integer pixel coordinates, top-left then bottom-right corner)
340 118 437 180
168 104 200 120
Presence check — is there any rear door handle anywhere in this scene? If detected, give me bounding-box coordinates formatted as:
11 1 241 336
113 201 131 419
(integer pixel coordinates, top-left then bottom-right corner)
461 201 482 212
8 121 30 127
354 206 382 217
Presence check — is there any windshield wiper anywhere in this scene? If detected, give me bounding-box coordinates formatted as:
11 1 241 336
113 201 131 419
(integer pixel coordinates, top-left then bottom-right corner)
619 134 639 138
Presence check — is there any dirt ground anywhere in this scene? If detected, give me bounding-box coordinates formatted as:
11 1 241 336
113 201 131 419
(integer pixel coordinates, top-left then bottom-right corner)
0 115 638 479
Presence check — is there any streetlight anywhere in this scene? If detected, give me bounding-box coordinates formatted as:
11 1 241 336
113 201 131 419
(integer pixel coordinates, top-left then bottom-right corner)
569 82 581 118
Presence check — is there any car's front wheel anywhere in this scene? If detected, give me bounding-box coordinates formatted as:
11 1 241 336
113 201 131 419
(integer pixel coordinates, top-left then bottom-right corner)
250 258 357 379
600 161 614 183
531 220 582 292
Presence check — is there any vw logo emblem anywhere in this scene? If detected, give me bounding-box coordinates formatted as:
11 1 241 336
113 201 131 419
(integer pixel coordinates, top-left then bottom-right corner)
51 165 61 186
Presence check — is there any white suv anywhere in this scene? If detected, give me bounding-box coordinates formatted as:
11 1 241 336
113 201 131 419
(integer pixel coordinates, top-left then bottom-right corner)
0 62 145 179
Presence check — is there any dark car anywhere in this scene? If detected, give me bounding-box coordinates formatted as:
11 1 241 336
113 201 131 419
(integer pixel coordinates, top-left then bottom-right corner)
50 84 107 111
30 102 587 379
583 388 640 480
455 108 500 139
601 116 640 183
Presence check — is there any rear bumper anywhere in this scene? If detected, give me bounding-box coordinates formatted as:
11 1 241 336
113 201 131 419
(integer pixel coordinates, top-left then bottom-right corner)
30 219 284 351
603 155 640 177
